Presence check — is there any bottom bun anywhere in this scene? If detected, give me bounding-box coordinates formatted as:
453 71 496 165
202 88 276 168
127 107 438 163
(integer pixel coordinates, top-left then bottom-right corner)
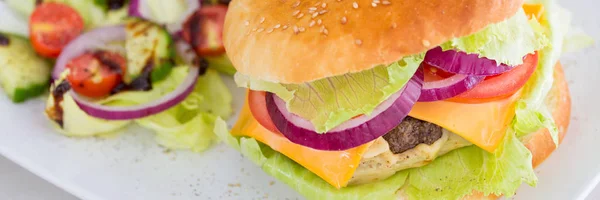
463 62 571 200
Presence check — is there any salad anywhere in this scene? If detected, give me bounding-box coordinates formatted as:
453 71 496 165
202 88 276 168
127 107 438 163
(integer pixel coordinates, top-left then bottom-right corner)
0 0 236 153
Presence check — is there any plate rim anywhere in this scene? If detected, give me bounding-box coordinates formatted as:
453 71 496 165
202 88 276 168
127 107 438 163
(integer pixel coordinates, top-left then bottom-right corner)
0 145 101 200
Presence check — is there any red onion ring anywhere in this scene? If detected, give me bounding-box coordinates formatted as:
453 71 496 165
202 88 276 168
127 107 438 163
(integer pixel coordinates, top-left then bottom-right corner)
128 0 144 18
266 69 424 151
53 25 127 80
418 74 485 102
128 0 200 34
71 66 200 120
424 47 514 76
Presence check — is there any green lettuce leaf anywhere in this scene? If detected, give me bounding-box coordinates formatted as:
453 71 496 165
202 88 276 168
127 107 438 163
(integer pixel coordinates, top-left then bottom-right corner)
214 118 409 200
136 69 232 152
235 55 423 133
514 0 573 145
137 111 218 152
215 118 536 200
403 129 536 199
442 9 549 66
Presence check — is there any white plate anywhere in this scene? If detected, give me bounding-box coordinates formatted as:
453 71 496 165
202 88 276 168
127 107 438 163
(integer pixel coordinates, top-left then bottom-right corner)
0 1 599 199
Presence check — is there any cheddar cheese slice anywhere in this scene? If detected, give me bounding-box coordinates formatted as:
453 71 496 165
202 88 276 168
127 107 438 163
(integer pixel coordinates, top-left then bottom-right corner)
409 90 523 152
231 101 372 189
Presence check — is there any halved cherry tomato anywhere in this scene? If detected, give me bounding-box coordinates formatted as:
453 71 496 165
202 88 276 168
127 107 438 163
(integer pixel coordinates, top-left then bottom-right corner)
182 5 227 56
66 51 127 98
29 3 84 58
449 53 539 104
248 90 281 134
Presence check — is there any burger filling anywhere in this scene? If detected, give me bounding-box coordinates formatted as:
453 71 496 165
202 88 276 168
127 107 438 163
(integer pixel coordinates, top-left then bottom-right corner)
350 117 471 185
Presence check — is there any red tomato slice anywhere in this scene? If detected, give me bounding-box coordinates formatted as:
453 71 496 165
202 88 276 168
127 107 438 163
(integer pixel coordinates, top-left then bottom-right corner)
182 5 227 56
449 53 539 104
248 90 281 134
29 3 84 58
66 51 127 98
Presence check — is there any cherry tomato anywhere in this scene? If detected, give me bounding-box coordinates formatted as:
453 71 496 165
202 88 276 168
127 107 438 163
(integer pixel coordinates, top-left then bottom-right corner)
449 53 539 104
182 5 227 56
29 3 84 58
66 51 127 98
248 90 281 134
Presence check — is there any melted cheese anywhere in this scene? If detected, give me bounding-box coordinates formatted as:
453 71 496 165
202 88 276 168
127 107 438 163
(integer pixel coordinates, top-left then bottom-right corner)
231 101 372 188
409 90 522 152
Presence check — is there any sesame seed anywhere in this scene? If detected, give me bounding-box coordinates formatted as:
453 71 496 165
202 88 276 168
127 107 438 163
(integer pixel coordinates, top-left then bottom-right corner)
244 21 249 26
422 40 431 47
282 25 289 30
298 27 306 32
293 26 299 34
314 2 321 6
320 25 325 32
292 10 300 16
259 17 265 24
382 0 391 5
355 39 362 45
266 28 274 33
309 7 317 11
292 1 300 8
257 28 264 32
252 28 257 32
323 28 329 35
322 3 327 8
319 10 327 14
353 2 358 9
297 13 304 18
274 24 281 29
341 16 347 24
317 19 322 25
309 20 316 27
371 2 377 7
312 12 319 18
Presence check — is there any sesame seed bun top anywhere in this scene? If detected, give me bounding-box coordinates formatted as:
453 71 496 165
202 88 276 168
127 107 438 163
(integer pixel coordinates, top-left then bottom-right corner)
224 0 524 84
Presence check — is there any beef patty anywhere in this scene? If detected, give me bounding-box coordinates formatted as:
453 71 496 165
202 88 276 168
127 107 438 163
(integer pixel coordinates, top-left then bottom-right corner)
382 116 443 154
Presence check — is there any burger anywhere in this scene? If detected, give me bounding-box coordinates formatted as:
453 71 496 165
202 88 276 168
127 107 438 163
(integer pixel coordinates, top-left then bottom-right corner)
214 0 576 199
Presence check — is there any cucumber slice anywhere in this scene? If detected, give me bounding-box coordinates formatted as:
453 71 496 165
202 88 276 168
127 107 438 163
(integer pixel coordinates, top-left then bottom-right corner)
125 18 175 83
0 33 51 103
